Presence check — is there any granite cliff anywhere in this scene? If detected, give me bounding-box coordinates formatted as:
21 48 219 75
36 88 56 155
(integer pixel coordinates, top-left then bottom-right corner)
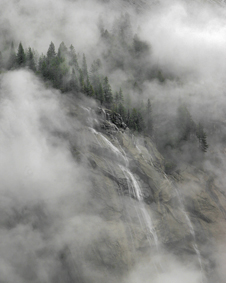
54 94 226 283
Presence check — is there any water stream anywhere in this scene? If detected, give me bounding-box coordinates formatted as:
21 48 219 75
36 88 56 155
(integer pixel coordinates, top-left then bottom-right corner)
163 173 204 281
90 127 205 279
90 128 128 166
175 188 204 279
89 128 138 252
120 165 159 248
90 128 159 249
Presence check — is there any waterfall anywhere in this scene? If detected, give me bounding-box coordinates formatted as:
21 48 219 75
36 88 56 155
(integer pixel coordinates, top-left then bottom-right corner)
89 127 209 280
90 127 206 279
119 163 162 275
80 106 98 128
163 171 204 281
112 136 129 167
120 165 159 248
90 128 159 249
89 128 138 251
90 128 128 166
175 188 204 280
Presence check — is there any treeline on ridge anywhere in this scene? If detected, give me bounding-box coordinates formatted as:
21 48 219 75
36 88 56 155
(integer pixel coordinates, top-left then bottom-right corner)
1 41 154 135
0 41 208 153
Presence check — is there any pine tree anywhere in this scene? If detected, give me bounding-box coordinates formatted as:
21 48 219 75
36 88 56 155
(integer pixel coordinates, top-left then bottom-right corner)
119 88 124 102
131 108 138 131
114 91 119 111
47 42 56 60
118 102 126 121
126 109 131 127
57 42 67 62
98 82 104 105
137 110 144 132
45 42 58 83
27 47 36 71
176 105 196 142
79 68 85 93
115 91 119 102
133 34 149 56
89 84 94 97
69 68 79 93
84 77 94 97
38 55 47 77
69 45 79 70
82 54 88 80
103 76 113 105
90 59 102 92
16 42 26 67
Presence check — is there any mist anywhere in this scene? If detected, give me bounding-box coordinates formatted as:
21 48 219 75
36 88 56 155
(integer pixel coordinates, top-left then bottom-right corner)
0 70 91 281
0 69 205 282
1 0 226 282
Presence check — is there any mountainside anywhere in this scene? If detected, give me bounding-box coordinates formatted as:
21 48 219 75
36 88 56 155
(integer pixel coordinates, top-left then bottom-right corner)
58 93 226 282
1 0 226 282
0 69 226 282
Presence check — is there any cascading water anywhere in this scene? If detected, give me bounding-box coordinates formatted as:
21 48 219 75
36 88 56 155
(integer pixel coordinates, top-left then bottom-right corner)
89 128 128 166
163 173 205 282
175 188 204 279
80 106 94 127
90 128 159 251
88 121 212 282
120 165 159 248
89 128 139 251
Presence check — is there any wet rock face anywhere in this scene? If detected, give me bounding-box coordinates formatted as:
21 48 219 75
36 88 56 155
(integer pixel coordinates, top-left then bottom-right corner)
100 120 119 134
97 107 127 131
63 101 226 282
111 112 127 130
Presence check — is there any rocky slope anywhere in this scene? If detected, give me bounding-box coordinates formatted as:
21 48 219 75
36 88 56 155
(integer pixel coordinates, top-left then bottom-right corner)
58 95 226 283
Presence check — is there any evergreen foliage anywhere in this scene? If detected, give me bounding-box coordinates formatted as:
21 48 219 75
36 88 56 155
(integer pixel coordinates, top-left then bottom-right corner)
57 42 67 61
47 42 56 60
115 91 119 106
0 40 209 152
69 45 79 70
98 82 104 105
69 68 79 93
133 34 149 57
16 43 26 67
90 59 102 93
176 105 196 142
175 105 208 152
103 76 113 105
118 102 126 121
119 88 124 102
79 68 85 93
84 77 94 97
82 54 88 80
126 109 131 127
27 47 36 71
